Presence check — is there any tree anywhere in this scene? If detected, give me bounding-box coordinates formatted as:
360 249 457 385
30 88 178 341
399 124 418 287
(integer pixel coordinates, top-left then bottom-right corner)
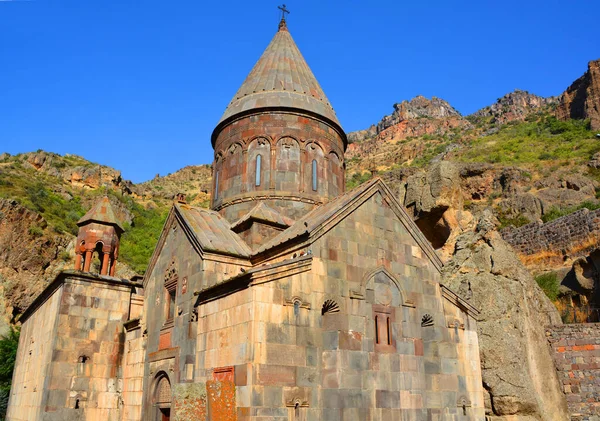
0 327 19 420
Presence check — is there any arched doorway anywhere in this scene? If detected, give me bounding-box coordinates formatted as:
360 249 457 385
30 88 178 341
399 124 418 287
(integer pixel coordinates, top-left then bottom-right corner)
154 373 172 421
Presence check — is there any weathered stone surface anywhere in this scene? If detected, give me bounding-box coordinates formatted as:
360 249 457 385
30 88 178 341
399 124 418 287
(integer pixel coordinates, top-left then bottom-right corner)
556 59 600 130
0 199 71 330
443 211 568 420
473 89 558 125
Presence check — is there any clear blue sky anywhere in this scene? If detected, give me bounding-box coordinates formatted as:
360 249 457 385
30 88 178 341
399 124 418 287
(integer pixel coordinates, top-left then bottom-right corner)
1 0 599 183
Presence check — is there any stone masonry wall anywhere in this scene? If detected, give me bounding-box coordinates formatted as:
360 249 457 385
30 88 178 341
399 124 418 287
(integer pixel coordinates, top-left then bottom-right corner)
502 208 600 257
547 323 600 419
6 285 62 421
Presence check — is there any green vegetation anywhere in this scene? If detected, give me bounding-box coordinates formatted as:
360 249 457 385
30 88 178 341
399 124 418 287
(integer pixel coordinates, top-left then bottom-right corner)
541 200 600 223
0 166 86 235
411 141 450 168
119 199 169 275
534 272 560 301
0 156 170 274
346 171 373 190
497 213 531 230
0 327 19 420
460 116 596 165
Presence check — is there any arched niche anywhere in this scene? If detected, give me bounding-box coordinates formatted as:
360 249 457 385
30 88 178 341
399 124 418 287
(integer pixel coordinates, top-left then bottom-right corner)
213 152 224 203
275 136 300 191
363 267 405 352
304 141 325 195
246 137 271 191
153 371 172 420
327 150 344 197
222 142 244 197
361 267 406 308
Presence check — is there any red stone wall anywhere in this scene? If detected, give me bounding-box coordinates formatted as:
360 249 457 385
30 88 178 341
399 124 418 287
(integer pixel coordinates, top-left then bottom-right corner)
207 380 236 421
547 323 600 419
212 111 345 222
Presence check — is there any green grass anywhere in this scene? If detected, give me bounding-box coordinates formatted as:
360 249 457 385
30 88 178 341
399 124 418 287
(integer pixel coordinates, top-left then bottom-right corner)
460 116 596 165
535 272 560 301
542 200 600 223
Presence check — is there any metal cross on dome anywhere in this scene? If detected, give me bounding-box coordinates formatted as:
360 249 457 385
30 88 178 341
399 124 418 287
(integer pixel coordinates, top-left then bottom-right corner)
278 4 290 21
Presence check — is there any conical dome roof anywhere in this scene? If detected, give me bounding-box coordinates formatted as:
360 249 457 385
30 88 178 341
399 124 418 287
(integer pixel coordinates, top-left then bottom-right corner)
213 20 342 141
77 196 124 232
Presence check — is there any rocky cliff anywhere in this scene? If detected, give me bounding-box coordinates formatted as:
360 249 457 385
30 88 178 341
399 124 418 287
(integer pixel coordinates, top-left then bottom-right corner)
557 59 600 130
472 89 558 125
443 211 568 420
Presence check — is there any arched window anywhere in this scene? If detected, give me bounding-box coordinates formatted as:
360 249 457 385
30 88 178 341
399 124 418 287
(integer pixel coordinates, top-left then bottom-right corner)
312 159 318 191
255 155 262 186
214 171 219 201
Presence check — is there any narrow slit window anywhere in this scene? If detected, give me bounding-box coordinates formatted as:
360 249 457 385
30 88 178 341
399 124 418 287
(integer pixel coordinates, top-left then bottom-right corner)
214 171 219 200
255 155 262 186
312 159 318 191
375 315 379 344
167 288 176 320
387 317 391 345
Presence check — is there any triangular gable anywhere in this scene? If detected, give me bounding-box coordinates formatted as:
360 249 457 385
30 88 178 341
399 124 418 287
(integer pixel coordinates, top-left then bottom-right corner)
143 204 251 288
253 178 444 272
231 202 294 231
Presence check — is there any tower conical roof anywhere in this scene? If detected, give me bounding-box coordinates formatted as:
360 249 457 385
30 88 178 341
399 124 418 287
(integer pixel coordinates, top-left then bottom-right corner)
213 20 342 141
77 196 124 232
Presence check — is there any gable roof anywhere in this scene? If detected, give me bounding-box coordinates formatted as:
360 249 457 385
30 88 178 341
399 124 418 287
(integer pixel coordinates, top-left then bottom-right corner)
175 203 252 257
253 178 444 271
213 20 344 145
231 202 295 231
77 196 124 231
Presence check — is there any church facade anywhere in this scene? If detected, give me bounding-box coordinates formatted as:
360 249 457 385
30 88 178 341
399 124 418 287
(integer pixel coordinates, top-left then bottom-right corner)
7 16 485 421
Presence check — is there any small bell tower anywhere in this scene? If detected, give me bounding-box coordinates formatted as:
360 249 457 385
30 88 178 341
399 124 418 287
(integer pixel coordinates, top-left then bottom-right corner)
74 196 124 276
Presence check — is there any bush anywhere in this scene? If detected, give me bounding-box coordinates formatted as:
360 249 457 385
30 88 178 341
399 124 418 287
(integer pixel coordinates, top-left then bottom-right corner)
0 327 19 420
119 202 168 275
28 225 44 237
346 172 373 190
535 272 560 301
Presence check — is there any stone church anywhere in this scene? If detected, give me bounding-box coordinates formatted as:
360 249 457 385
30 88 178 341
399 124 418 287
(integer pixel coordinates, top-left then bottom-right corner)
7 16 485 421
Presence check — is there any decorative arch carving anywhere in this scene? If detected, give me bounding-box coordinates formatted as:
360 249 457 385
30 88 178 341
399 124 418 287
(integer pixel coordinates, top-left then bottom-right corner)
247 136 271 190
248 135 272 148
359 267 408 307
275 134 301 147
327 150 344 197
304 141 325 195
304 140 324 153
274 136 301 191
153 371 172 419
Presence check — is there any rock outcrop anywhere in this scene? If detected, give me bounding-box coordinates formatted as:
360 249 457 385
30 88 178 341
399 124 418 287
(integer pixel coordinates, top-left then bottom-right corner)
347 95 470 144
398 161 471 259
377 95 463 131
473 89 558 125
443 211 568 421
0 199 71 331
556 59 600 130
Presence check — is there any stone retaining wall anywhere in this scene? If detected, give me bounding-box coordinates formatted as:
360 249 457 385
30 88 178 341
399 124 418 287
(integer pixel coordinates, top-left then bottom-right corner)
547 323 600 420
502 208 600 257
